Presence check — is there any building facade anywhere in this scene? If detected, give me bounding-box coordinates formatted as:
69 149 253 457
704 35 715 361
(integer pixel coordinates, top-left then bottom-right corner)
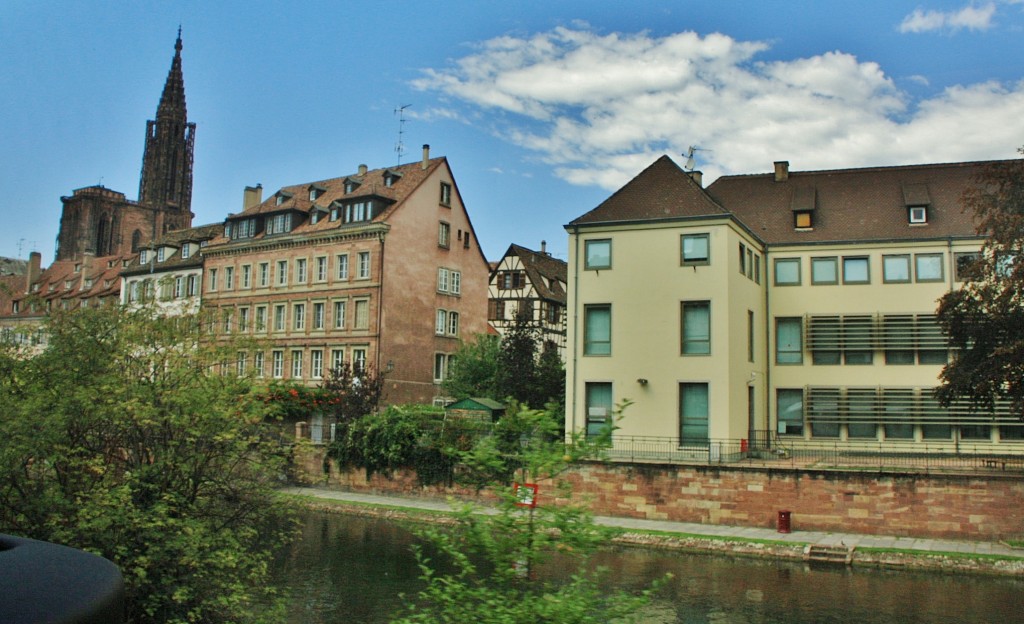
488 243 567 356
565 156 1017 452
201 146 490 405
121 224 222 315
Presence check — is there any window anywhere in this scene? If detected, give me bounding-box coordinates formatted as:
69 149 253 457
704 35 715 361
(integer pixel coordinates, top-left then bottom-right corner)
681 301 710 355
208 268 218 291
794 211 812 228
450 271 461 295
585 382 613 438
739 243 746 275
315 256 327 282
276 260 288 286
265 213 293 235
810 257 838 285
255 306 267 332
679 383 709 444
681 233 709 265
748 310 755 363
489 299 505 321
259 262 270 287
238 307 250 332
499 271 525 289
439 222 451 248
955 252 980 281
436 309 447 335
273 304 286 331
272 351 284 378
440 182 452 206
157 248 166 262
173 276 184 298
331 349 345 373
242 265 252 289
774 258 800 285
585 239 611 270
584 305 611 355
313 302 325 330
225 266 234 290
187 275 198 297
776 389 804 436
843 316 873 364
842 257 870 284
438 268 450 292
222 310 234 334
882 255 911 283
182 244 192 259
140 249 150 264
354 299 369 329
293 303 306 330
448 311 459 336
846 389 877 439
334 300 347 329
291 350 303 379
352 348 367 374
357 252 370 279
296 258 308 284
434 353 452 383
915 253 943 282
908 206 928 224
253 352 264 377
753 255 761 284
311 350 323 379
778 319 802 362
236 352 247 376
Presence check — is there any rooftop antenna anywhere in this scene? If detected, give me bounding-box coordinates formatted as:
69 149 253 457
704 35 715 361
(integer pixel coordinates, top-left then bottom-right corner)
394 104 411 165
684 145 712 171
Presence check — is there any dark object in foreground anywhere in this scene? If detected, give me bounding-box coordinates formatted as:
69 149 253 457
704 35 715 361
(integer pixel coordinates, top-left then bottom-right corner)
0 534 124 623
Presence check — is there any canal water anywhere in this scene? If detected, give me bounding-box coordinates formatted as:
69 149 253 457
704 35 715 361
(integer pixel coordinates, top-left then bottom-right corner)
271 510 1024 623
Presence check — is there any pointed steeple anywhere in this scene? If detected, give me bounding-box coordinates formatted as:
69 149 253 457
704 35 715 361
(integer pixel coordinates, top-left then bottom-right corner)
138 29 196 234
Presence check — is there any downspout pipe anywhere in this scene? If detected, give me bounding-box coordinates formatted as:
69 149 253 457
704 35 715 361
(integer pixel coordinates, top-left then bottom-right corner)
569 226 580 436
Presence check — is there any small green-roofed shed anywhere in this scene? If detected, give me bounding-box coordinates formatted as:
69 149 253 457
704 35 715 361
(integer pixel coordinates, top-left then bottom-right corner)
445 397 506 422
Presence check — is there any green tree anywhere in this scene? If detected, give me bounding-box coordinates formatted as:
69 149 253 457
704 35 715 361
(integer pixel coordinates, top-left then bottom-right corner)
443 333 501 400
937 151 1024 413
0 306 294 624
320 361 386 423
390 403 663 624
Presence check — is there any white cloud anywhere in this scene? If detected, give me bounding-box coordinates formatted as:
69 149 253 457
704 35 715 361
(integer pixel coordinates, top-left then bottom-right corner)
899 3 997 33
414 27 1024 190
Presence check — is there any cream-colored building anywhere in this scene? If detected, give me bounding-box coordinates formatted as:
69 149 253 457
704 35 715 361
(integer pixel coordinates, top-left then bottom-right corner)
565 156 1018 453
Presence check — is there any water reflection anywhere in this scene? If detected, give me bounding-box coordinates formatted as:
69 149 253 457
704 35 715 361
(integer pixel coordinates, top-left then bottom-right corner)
271 510 1024 624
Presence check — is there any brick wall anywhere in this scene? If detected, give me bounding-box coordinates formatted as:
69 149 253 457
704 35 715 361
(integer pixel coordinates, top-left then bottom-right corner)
298 448 1024 540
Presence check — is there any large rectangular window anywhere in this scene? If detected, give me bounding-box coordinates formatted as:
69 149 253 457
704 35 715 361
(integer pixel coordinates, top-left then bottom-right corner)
776 389 804 436
915 253 944 282
585 239 611 270
333 300 347 329
291 350 303 379
336 254 349 280
293 303 306 331
681 301 710 355
775 317 803 364
357 252 370 279
811 257 838 285
313 302 325 330
679 383 709 444
681 234 710 265
310 349 323 380
585 382 613 439
842 256 870 284
584 305 611 356
272 351 284 378
774 258 800 285
883 255 911 283
354 299 369 329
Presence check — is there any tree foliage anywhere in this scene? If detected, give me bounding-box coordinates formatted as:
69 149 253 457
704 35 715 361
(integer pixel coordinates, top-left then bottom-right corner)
390 402 663 624
0 307 295 624
319 361 386 424
937 151 1024 414
443 333 501 400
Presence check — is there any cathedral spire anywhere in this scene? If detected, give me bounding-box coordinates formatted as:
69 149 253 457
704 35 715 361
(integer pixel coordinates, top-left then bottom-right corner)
138 30 196 231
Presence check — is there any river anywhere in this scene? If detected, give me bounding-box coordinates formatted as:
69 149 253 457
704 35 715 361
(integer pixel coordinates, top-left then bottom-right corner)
270 509 1024 623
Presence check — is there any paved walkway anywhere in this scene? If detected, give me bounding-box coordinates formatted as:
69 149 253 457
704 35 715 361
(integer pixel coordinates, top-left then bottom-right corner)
284 486 1022 557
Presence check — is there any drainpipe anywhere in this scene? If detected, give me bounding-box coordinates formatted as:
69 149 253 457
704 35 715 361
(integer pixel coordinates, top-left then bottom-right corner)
375 231 386 375
763 247 772 444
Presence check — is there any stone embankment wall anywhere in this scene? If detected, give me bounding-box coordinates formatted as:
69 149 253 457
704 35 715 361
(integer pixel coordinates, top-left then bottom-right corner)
297 447 1024 540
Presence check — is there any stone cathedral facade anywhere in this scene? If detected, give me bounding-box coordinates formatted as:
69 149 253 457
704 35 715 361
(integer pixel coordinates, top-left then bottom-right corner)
54 32 195 262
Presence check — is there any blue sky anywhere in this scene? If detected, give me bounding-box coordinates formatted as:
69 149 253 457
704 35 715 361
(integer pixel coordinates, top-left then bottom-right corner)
2 1 1023 264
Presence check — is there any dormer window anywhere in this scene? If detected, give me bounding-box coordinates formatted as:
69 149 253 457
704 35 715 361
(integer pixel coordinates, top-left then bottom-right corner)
122 260 130 267
275 191 293 206
64 280 73 289
794 211 812 229
309 185 326 201
311 209 320 225
84 278 94 289
230 218 257 240
157 248 166 262
909 206 928 224
74 263 81 273
140 250 149 264
383 170 403 188
790 186 816 230
276 195 285 206
265 213 293 236
344 177 362 194
330 203 340 222
181 244 191 259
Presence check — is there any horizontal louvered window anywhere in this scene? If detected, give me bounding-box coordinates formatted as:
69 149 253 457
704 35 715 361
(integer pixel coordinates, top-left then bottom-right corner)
805 386 1015 426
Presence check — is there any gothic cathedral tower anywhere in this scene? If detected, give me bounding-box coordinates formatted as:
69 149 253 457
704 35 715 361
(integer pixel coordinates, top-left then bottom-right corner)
138 28 196 231
55 32 195 261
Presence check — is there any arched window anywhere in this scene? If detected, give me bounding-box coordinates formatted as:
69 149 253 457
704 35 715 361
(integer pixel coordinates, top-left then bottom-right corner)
95 214 111 256
131 230 142 252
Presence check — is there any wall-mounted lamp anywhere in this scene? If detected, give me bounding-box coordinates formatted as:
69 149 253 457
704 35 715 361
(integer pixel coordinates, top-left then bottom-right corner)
637 378 648 385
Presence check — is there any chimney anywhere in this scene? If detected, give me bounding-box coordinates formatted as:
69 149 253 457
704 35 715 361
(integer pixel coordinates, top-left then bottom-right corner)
358 164 368 176
541 240 547 255
26 252 41 293
774 161 790 182
243 184 263 210
689 170 703 187
422 144 430 170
